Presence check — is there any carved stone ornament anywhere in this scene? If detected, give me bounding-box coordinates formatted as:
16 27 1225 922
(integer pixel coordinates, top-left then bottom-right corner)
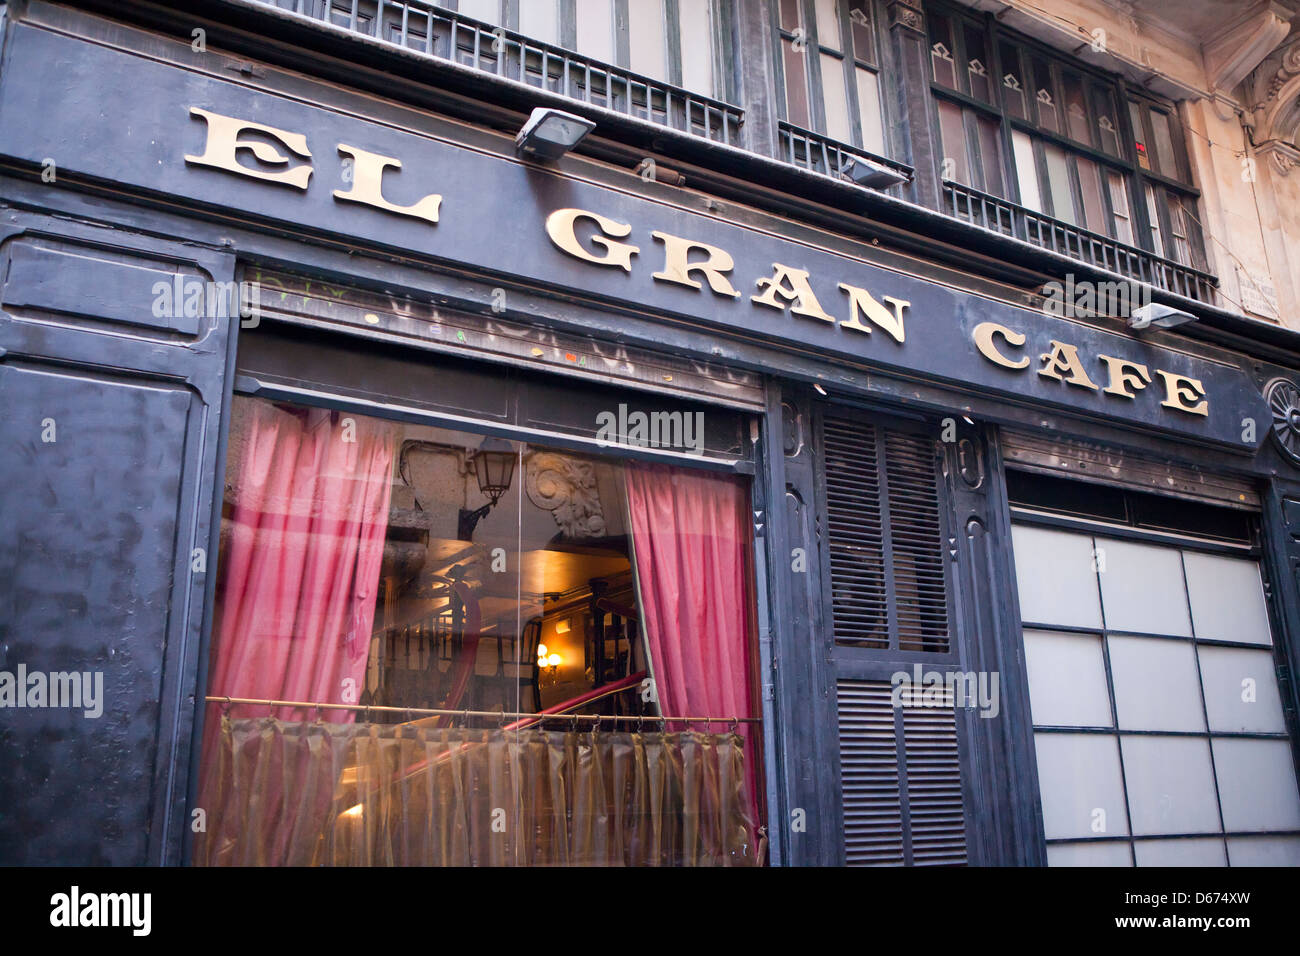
1245 33 1300 168
1265 377 1300 465
525 452 607 537
886 0 923 33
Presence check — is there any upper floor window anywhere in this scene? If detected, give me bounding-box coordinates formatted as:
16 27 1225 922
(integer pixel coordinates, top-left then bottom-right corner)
775 0 890 157
450 0 733 101
927 3 1207 274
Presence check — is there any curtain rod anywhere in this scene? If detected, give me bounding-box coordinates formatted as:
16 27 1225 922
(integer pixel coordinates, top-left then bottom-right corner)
205 696 760 724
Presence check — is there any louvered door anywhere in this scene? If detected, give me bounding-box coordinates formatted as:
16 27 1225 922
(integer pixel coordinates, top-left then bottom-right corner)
819 407 970 866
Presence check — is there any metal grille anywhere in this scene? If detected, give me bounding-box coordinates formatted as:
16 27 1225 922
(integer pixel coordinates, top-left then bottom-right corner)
252 0 745 146
837 680 968 866
823 415 949 652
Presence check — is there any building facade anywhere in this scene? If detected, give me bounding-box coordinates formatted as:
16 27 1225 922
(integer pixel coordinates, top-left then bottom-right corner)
2 0 1300 866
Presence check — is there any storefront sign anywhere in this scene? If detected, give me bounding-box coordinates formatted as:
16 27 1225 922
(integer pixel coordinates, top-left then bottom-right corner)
0 25 1270 448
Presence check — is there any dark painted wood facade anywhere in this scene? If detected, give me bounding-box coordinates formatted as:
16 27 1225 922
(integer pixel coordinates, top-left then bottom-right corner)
1 0 1298 866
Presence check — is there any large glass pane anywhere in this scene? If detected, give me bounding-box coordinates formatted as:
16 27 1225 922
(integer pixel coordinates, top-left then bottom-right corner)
1107 636 1205 732
679 0 715 96
1183 553 1272 645
928 12 957 90
848 0 875 64
1120 736 1220 835
575 0 615 63
1107 171 1133 244
1061 71 1092 145
999 42 1027 119
1150 108 1183 181
1213 738 1300 832
856 67 885 155
937 99 970 184
1091 83 1122 157
1023 630 1111 727
457 0 500 24
1047 841 1132 866
1076 157 1108 235
1043 143 1076 224
815 0 841 50
1130 101 1150 170
628 0 669 80
1013 131 1042 211
1198 646 1287 733
963 23 991 103
1144 184 1165 256
519 0 559 45
782 40 811 128
195 395 766 866
1031 56 1059 134
779 0 802 32
975 112 1004 196
1227 835 1300 866
1095 537 1192 637
1035 732 1129 840
820 53 852 143
1011 525 1102 628
1134 838 1226 866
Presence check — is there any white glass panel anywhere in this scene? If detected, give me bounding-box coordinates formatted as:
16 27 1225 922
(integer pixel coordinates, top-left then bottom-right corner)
1043 143 1075 224
1182 553 1273 646
575 0 615 63
820 53 852 144
1035 733 1129 840
1023 630 1111 727
678 0 715 96
1047 841 1132 866
1213 738 1300 832
1107 171 1133 245
1198 646 1287 733
1095 538 1192 637
1011 525 1102 628
1226 835 1300 866
1108 636 1205 732
1134 838 1226 867
855 67 885 155
629 0 668 80
1145 184 1165 257
1120 736 1220 835
519 0 559 45
458 0 500 25
1012 131 1041 212
815 0 841 50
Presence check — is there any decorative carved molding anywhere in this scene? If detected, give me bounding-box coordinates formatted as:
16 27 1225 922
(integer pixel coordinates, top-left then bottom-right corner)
1247 34 1300 147
1266 378 1300 465
1256 138 1300 175
1203 1 1294 97
886 0 923 34
524 452 607 538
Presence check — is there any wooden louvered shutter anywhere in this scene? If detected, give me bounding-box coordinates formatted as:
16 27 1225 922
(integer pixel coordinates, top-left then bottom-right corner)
821 408 969 866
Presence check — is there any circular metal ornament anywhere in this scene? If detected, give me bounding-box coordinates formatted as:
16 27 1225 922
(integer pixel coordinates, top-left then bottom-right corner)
1266 377 1300 465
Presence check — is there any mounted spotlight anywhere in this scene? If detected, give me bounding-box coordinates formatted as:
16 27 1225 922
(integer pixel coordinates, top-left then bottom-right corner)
839 155 909 189
1129 302 1197 332
515 107 595 161
457 436 517 540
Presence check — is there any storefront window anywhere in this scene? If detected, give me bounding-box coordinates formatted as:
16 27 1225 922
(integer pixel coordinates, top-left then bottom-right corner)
1010 480 1300 866
194 396 764 866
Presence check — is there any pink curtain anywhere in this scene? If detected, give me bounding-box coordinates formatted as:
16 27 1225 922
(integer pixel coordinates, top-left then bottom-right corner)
195 399 396 865
625 462 765 864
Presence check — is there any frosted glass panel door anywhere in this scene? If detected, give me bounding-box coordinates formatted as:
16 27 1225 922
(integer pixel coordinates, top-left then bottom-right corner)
1012 520 1300 866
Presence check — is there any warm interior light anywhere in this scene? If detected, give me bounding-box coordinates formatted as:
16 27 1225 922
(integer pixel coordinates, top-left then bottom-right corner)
342 804 364 819
555 618 571 634
536 643 548 658
547 653 562 667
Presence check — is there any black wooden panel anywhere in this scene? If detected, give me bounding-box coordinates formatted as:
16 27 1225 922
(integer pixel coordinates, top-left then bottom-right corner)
0 363 191 864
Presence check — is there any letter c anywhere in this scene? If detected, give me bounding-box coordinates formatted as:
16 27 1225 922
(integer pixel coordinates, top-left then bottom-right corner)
972 321 1029 369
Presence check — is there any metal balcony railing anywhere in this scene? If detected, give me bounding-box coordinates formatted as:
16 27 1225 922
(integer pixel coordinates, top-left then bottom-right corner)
252 0 745 146
941 180 1218 304
778 121 914 197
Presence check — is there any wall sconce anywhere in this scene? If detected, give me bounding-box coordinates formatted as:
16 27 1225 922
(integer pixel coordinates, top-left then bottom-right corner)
457 436 517 540
515 107 594 161
537 643 562 681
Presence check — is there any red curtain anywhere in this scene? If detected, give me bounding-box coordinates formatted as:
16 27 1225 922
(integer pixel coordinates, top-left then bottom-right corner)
625 462 765 863
196 400 396 864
